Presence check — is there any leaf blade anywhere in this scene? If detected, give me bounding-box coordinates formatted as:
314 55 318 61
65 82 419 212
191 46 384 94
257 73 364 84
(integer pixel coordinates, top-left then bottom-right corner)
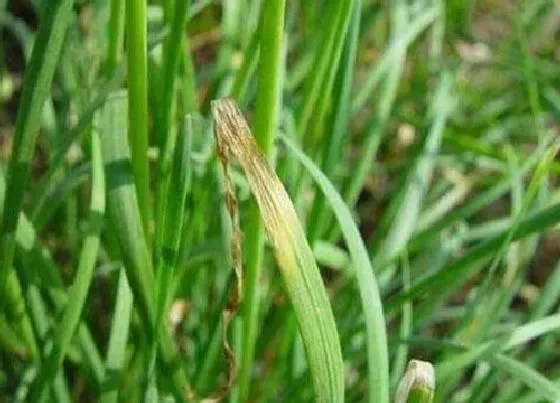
212 99 344 403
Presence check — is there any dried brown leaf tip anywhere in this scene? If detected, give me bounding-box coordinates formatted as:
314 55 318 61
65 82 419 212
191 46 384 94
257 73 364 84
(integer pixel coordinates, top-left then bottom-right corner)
211 99 344 402
193 98 255 402
211 98 302 273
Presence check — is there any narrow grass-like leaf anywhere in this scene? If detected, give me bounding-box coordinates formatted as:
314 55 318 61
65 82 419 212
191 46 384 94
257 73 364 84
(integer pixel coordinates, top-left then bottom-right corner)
29 124 105 401
514 8 545 146
193 164 236 395
442 180 550 388
281 134 389 403
0 175 105 388
338 5 441 217
281 133 389 402
408 137 550 254
474 272 560 403
105 0 125 76
469 143 559 301
0 167 61 289
1 0 74 318
157 0 189 145
342 45 405 211
11 279 71 402
351 8 439 113
32 164 90 231
230 30 260 102
386 200 560 313
438 144 560 391
200 0 244 108
530 259 560 320
302 0 355 150
29 65 126 221
154 0 190 259
212 99 344 403
391 253 412 389
99 91 190 399
125 0 150 235
194 271 236 394
502 314 560 351
435 339 502 382
313 241 351 272
437 313 560 380
296 0 353 138
100 269 133 403
100 91 154 325
177 35 198 114
514 378 560 403
1 169 104 388
374 72 454 264
2 269 37 358
490 354 560 401
234 2 285 401
307 0 361 242
0 313 26 355
0 10 33 59
154 118 192 346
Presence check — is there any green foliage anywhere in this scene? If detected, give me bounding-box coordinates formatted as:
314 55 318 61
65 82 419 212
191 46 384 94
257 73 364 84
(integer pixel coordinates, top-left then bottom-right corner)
1 0 560 402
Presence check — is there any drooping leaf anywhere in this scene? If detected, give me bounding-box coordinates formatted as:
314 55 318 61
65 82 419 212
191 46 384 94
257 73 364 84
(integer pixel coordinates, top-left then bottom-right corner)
212 99 344 403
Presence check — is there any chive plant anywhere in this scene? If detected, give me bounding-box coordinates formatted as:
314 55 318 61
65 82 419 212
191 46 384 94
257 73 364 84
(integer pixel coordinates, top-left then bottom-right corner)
233 1 285 402
1 0 560 402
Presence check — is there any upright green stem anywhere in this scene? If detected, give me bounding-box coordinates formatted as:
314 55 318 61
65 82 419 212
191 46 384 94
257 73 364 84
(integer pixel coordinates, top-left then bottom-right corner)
106 0 125 76
5 269 38 358
296 0 353 140
154 0 190 257
307 0 361 242
0 0 74 350
160 0 173 20
126 0 151 237
29 127 106 402
235 1 285 402
234 205 264 403
252 8 285 157
158 0 189 153
178 36 198 113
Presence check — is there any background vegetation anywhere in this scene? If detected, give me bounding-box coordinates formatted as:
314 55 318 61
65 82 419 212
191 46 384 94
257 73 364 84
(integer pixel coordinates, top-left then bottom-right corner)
0 0 560 401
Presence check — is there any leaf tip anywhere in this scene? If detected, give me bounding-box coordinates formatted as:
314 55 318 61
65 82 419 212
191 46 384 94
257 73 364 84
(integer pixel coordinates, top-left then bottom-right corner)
396 359 435 403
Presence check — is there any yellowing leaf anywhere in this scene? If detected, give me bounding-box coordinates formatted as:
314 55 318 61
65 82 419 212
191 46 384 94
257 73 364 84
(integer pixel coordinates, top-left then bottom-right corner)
212 99 344 403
